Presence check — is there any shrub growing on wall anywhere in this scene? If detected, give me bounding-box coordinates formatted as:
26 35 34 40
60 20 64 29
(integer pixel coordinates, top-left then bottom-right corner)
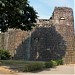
56 59 63 65
0 49 11 60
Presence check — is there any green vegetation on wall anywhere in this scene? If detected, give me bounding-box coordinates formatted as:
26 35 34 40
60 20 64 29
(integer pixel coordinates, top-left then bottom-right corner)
0 49 11 60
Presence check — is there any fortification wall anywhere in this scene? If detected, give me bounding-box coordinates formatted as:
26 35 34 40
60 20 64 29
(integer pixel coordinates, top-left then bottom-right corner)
0 7 75 64
0 29 31 59
30 7 75 63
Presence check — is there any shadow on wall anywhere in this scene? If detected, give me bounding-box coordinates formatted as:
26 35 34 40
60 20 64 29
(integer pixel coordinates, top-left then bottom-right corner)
14 25 66 61
13 36 31 60
30 25 66 61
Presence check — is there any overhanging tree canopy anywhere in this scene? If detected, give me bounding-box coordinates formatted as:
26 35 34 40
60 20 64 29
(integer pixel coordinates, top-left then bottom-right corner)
0 0 37 32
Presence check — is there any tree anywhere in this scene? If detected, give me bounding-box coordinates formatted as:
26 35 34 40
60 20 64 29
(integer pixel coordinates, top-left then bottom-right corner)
0 0 37 32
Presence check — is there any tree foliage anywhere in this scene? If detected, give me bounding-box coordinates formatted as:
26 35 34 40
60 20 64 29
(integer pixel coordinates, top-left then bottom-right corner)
0 0 37 32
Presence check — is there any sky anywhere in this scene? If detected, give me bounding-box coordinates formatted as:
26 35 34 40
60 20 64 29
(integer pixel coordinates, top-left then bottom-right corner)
29 0 75 27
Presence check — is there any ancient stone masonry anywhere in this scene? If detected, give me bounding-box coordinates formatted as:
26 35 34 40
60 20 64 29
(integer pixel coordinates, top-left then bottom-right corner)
0 7 75 64
0 29 30 59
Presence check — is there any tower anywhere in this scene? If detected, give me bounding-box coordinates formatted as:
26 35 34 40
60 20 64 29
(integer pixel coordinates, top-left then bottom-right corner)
52 7 75 64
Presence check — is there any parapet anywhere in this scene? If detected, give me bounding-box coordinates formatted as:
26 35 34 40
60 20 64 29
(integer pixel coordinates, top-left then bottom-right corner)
54 7 73 11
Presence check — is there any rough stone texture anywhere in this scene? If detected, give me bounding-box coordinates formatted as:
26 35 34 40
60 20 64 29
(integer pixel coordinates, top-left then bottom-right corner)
0 29 30 60
0 7 75 64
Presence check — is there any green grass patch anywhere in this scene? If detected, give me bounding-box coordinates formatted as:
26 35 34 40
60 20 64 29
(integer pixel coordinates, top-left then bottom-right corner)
0 60 63 72
23 62 45 72
0 60 45 72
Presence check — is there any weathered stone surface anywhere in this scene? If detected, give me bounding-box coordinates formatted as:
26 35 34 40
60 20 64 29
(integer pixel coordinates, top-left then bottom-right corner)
0 7 75 64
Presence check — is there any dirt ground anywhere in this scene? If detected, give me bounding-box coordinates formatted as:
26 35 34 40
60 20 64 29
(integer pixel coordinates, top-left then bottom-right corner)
0 66 16 74
0 64 75 75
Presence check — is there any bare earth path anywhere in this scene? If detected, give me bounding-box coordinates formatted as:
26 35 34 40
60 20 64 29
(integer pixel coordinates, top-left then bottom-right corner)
0 64 75 75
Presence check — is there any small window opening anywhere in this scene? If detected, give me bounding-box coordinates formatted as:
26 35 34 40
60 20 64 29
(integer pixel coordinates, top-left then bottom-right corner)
60 17 65 20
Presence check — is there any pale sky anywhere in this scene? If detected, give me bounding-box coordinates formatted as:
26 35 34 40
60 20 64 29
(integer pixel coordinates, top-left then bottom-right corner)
29 0 75 28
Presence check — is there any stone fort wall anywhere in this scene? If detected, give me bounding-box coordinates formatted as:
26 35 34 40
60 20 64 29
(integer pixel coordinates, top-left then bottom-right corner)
0 7 75 64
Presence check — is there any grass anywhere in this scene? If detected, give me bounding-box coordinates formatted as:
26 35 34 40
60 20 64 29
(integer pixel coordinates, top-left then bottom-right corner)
0 60 63 72
0 60 30 65
0 60 45 66
0 60 45 72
